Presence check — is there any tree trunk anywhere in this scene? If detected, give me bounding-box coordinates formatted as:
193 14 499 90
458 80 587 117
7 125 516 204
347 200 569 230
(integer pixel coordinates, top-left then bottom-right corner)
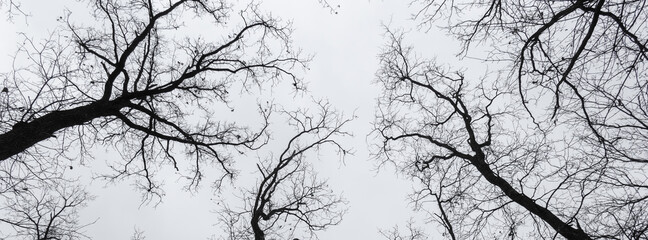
251 216 265 240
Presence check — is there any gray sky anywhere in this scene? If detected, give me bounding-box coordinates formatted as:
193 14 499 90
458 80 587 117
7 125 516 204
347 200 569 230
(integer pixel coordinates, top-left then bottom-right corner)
0 0 466 239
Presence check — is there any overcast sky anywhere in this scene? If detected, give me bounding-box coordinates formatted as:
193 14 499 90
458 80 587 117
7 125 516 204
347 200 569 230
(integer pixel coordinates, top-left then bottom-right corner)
0 0 470 239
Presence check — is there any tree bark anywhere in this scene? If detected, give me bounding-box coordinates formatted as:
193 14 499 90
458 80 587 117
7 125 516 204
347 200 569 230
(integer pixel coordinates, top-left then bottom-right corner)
0 100 127 161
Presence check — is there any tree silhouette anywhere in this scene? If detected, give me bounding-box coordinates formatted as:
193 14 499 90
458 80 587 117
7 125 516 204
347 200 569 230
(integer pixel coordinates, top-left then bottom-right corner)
375 0 648 238
218 101 351 240
379 219 429 240
0 0 305 197
0 181 93 240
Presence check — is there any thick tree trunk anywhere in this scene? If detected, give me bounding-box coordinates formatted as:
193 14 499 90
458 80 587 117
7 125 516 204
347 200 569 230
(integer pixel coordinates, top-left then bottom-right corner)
470 153 591 240
0 100 125 161
251 216 265 240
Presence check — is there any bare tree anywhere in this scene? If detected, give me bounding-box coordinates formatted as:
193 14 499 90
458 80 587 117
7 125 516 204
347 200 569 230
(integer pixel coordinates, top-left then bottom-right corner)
374 18 648 239
409 0 648 170
0 0 305 196
0 181 93 240
129 227 146 240
218 101 351 240
379 219 429 240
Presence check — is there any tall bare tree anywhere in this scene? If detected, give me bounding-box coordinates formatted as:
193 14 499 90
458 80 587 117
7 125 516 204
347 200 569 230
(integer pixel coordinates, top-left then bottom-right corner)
0 181 93 240
218 101 351 240
0 0 305 196
375 0 648 238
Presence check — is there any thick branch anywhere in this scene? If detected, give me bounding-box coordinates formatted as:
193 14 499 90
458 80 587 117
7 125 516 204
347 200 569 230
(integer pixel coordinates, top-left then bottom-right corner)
467 153 592 240
0 99 127 161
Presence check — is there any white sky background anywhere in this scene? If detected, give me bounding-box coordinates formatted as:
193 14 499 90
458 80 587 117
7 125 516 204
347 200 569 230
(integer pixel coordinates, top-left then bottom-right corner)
0 0 476 239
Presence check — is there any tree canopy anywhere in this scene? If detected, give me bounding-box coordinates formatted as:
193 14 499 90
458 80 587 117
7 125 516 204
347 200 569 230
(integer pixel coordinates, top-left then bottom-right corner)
1 0 648 239
375 0 648 239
